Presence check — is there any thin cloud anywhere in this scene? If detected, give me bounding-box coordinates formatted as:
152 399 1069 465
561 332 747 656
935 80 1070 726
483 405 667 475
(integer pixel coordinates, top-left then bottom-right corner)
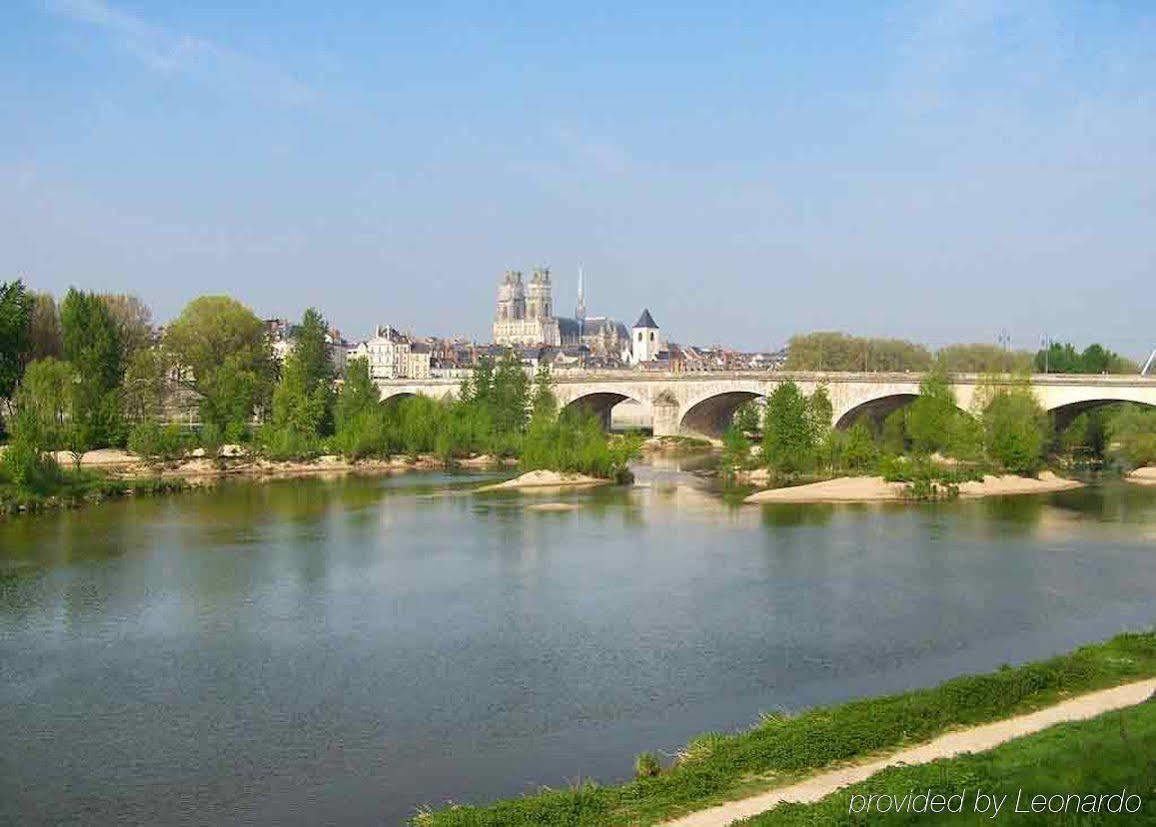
41 0 315 104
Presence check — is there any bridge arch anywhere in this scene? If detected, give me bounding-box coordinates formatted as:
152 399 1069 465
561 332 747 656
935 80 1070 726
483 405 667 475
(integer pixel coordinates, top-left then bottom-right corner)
1045 397 1156 431
678 386 766 439
560 389 648 431
834 393 920 430
379 390 417 404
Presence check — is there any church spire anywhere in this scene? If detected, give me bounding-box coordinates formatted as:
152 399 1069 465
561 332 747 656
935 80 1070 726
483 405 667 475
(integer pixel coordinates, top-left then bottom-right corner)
576 265 587 337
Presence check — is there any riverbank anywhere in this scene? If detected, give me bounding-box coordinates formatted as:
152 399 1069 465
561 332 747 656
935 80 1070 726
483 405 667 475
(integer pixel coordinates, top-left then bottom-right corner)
475 469 613 492
736 682 1156 825
1127 466 1156 486
38 447 517 480
413 632 1156 826
672 678 1156 826
743 471 1083 504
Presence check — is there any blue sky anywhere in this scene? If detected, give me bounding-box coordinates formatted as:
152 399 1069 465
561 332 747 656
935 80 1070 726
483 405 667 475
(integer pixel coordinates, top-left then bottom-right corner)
3 1 1154 354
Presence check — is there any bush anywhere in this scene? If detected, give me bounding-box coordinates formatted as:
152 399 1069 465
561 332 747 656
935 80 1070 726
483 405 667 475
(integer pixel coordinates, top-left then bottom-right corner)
982 388 1048 475
127 420 193 463
1 438 63 494
634 752 661 780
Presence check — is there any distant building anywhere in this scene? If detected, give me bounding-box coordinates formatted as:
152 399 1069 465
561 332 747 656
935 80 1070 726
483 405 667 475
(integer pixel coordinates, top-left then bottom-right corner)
631 308 663 365
491 267 630 362
347 326 431 380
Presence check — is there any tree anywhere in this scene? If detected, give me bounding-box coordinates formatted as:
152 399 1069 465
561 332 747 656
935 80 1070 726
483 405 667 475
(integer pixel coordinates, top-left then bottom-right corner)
906 368 958 456
490 351 530 449
806 385 833 445
100 294 153 363
733 399 762 435
0 280 32 412
60 288 125 449
785 332 933 372
11 358 74 449
935 343 1032 374
982 387 1048 475
1105 405 1156 468
164 296 273 436
762 381 814 474
530 366 558 425
1034 341 1137 374
26 292 63 363
263 308 335 456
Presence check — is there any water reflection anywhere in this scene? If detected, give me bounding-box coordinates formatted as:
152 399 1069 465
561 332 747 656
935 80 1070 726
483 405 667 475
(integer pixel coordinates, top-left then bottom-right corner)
1 466 1154 825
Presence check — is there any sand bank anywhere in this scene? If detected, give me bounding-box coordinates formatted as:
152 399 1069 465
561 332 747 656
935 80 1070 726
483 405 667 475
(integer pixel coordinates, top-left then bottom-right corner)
476 470 612 492
744 472 1082 504
1126 466 1156 486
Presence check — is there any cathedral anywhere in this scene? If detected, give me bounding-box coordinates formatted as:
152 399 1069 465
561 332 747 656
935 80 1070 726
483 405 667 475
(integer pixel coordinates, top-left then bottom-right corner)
491 267 631 360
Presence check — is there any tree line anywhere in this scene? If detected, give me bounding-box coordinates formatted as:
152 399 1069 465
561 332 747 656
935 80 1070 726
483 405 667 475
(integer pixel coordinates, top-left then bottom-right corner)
1 281 636 500
723 367 1154 496
784 332 1137 374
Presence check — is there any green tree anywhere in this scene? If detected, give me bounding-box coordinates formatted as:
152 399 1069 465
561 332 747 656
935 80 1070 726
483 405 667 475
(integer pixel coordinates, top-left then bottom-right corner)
733 399 762 435
0 280 33 415
906 367 958 456
164 296 273 436
840 422 879 472
332 357 390 460
762 381 814 474
982 387 1048 475
262 308 335 456
1105 404 1156 468
785 332 933 372
60 288 125 449
936 343 1033 374
806 385 833 445
490 351 530 450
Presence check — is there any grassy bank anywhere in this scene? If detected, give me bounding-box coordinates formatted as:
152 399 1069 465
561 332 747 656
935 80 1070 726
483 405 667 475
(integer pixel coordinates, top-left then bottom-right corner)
413 632 1156 826
0 470 187 516
740 691 1156 824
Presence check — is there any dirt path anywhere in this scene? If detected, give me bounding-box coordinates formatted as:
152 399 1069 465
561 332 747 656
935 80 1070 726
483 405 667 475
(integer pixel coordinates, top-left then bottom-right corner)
664 678 1156 827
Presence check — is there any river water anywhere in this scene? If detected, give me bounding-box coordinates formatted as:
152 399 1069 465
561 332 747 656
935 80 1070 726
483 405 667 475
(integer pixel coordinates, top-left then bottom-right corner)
2 460 1155 824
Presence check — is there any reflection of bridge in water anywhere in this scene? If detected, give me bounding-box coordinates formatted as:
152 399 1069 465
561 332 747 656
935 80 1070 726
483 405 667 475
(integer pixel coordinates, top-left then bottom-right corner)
375 372 1156 439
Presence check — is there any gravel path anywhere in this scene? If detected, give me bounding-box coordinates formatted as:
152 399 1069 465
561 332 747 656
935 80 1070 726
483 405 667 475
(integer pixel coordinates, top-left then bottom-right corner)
664 678 1156 826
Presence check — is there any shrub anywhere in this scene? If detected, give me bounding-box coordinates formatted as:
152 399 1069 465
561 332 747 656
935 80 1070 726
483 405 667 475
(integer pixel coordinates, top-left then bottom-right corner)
634 752 661 780
127 420 192 463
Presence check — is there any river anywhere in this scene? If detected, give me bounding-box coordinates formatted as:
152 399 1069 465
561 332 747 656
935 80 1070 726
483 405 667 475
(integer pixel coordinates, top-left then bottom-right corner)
2 459 1155 824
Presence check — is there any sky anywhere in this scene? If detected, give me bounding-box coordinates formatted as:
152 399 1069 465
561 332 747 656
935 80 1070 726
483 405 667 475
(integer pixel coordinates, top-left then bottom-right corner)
2 1 1154 355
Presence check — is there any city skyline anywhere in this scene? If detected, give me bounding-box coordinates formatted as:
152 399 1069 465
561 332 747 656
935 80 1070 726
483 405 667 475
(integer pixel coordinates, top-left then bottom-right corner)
3 1 1155 356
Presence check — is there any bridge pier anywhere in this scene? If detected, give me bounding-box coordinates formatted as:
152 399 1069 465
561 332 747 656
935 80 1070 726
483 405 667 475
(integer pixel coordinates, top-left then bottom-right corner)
652 393 680 437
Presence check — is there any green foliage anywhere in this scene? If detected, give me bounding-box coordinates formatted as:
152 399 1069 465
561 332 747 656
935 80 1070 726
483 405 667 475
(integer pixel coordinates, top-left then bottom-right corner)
0 435 63 494
762 382 819 474
164 295 273 433
836 422 879 472
982 388 1048 475
11 358 75 450
721 425 752 471
905 367 958 455
634 752 662 780
733 399 762 435
265 311 333 456
880 408 908 455
1035 341 1137 374
414 632 1156 826
521 407 637 481
60 288 126 449
0 280 33 410
785 332 933 372
879 455 982 500
127 420 192 463
741 692 1156 824
935 343 1033 374
1105 404 1156 468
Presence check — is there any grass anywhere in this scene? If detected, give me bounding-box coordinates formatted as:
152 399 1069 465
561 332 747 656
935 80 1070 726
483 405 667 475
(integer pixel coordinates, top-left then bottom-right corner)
412 632 1156 826
0 470 188 516
739 692 1156 824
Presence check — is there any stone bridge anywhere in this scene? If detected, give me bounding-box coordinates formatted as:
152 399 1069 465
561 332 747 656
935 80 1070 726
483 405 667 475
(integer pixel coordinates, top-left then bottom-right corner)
374 372 1156 438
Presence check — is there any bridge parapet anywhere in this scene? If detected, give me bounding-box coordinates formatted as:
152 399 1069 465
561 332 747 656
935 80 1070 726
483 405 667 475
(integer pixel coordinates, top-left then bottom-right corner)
374 371 1156 438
